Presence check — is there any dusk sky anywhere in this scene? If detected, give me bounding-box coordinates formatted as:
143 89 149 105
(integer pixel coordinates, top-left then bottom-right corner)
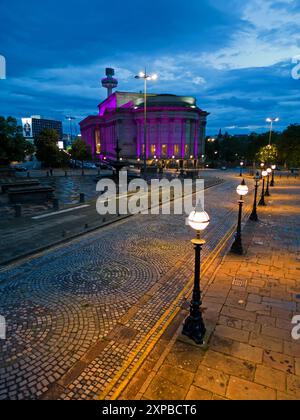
0 0 299 135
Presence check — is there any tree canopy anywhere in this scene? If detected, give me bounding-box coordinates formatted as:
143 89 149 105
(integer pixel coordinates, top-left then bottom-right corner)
34 128 66 168
206 124 300 167
70 138 92 163
0 116 34 165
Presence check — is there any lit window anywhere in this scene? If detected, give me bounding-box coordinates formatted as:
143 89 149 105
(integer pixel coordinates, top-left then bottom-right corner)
174 144 179 156
185 144 189 156
95 129 101 154
162 144 167 156
151 144 156 156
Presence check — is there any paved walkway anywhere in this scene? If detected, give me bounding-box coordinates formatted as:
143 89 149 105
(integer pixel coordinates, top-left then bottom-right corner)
119 178 300 400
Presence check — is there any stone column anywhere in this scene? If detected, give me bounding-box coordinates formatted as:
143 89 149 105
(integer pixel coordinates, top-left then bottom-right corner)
181 119 186 159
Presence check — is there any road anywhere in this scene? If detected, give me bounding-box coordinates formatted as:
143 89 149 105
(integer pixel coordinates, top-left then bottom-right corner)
0 171 254 400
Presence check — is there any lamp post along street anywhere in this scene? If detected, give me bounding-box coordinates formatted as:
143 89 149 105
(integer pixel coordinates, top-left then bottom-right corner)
258 171 268 206
266 117 279 146
183 209 210 345
265 168 272 197
135 70 158 176
240 162 244 177
270 164 276 187
230 179 249 255
250 172 260 222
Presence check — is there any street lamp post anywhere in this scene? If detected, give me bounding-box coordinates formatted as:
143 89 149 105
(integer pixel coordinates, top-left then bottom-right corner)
182 208 210 345
265 168 272 197
270 164 276 187
249 172 260 222
258 170 268 206
135 70 158 177
230 179 249 255
240 161 244 177
266 117 279 146
65 116 76 145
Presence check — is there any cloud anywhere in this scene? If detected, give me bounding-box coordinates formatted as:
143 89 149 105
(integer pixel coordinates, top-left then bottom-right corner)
0 0 299 135
201 0 300 70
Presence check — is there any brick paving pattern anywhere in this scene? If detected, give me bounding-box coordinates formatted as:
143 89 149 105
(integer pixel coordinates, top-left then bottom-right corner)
0 175 245 400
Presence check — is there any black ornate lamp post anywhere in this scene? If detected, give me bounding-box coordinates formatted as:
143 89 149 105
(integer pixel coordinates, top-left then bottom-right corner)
250 172 260 222
231 179 249 255
270 164 276 187
265 168 272 197
183 208 210 345
258 170 268 206
240 161 244 177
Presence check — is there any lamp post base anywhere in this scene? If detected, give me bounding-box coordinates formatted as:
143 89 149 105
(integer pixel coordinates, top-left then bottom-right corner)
258 197 266 206
182 314 206 345
230 235 244 255
249 211 258 222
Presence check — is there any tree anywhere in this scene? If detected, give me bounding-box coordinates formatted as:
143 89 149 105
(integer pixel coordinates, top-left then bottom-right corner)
70 138 92 175
256 144 278 164
0 116 34 165
277 124 300 167
34 128 61 168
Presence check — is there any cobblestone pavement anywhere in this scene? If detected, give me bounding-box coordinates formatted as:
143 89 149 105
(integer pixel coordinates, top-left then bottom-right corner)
0 172 249 400
0 174 223 265
119 178 300 401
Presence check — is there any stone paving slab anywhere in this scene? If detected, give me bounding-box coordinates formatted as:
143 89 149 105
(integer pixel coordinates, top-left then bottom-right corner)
120 179 300 401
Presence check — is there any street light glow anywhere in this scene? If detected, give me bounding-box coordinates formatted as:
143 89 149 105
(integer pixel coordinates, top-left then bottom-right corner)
188 210 210 232
236 180 249 196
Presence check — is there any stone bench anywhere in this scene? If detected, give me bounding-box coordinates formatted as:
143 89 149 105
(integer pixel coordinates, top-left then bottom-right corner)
1 180 40 194
8 186 54 204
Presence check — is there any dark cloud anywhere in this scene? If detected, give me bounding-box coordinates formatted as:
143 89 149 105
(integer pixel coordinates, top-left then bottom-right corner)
0 0 299 134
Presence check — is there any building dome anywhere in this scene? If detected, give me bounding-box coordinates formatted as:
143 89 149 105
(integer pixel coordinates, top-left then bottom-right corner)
136 94 197 108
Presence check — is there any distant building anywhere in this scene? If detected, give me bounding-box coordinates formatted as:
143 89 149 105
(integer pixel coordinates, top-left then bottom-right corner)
21 116 63 143
80 69 209 161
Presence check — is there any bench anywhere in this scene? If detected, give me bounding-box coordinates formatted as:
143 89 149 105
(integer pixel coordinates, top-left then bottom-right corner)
1 180 40 194
8 186 54 204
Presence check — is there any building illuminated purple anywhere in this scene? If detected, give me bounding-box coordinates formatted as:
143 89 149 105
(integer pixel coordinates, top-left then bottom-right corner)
80 73 209 161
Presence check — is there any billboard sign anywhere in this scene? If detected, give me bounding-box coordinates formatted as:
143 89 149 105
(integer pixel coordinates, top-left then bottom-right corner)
22 118 33 138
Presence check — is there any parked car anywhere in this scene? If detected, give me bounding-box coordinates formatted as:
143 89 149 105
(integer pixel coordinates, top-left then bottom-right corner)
11 164 28 172
96 162 114 171
83 162 97 169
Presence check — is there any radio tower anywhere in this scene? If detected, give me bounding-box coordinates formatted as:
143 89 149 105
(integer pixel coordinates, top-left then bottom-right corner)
101 68 118 97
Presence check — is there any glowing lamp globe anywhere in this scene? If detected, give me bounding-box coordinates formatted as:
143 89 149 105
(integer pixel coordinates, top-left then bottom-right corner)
236 180 249 197
240 162 244 167
188 210 210 232
151 74 158 81
267 168 272 174
262 170 268 177
271 165 276 170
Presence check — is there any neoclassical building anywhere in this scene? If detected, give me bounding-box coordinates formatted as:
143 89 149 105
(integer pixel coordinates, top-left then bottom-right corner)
80 91 209 161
